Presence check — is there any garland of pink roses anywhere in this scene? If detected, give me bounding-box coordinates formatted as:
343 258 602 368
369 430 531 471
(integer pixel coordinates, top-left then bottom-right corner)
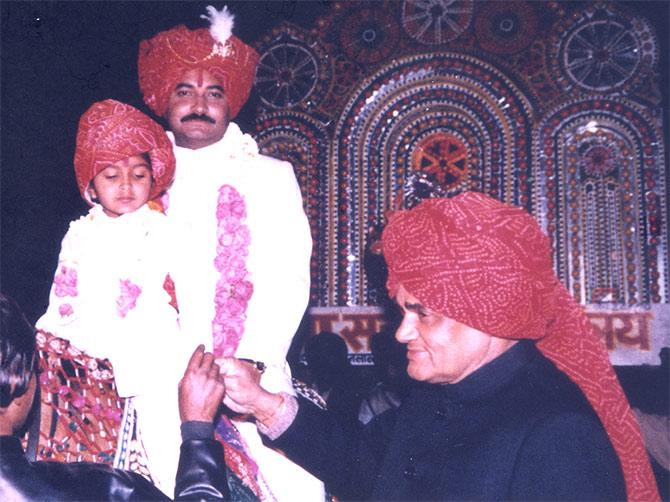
212 185 254 357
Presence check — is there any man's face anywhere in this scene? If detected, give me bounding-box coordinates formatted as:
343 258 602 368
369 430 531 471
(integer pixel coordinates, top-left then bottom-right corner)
88 155 153 217
394 285 515 384
166 68 230 150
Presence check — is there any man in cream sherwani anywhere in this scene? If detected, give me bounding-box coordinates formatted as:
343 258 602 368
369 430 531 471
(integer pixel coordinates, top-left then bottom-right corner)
137 6 322 501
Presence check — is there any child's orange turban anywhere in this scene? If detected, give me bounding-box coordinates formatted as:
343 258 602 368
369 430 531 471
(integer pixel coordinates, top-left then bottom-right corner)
382 191 659 501
74 99 175 204
137 6 259 120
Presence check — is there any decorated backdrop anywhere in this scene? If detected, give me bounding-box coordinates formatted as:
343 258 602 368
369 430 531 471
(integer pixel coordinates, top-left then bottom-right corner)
250 1 668 365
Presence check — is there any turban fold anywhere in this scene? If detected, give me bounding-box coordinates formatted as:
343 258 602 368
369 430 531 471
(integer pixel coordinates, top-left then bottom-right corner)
74 99 176 205
137 8 259 119
382 191 659 501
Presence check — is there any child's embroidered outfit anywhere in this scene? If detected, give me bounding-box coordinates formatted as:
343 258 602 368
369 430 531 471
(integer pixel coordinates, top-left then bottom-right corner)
36 100 185 494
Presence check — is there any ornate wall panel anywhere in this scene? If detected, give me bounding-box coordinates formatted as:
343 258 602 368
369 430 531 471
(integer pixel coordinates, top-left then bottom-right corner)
534 97 668 363
254 23 332 112
330 53 533 305
535 97 667 306
547 4 659 99
251 1 668 363
255 110 330 303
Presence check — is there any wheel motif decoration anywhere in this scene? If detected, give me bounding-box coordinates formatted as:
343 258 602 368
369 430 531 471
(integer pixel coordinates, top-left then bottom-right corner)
558 9 656 92
402 0 474 45
255 36 319 109
474 1 538 55
579 143 618 178
339 7 400 65
411 132 469 191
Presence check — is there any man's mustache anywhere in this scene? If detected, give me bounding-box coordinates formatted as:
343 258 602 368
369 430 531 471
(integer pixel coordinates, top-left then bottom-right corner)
181 113 216 124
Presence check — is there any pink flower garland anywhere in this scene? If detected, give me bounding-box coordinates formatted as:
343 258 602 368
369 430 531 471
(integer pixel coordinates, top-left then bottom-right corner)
54 265 78 318
54 265 78 297
117 279 142 318
212 185 253 357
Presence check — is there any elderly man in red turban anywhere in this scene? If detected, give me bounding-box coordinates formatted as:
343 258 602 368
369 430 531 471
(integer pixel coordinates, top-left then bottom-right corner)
137 6 318 501
219 191 660 501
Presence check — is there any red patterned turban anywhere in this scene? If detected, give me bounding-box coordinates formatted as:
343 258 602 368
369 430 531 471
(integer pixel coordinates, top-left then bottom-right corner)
382 191 659 501
137 6 259 119
74 99 176 205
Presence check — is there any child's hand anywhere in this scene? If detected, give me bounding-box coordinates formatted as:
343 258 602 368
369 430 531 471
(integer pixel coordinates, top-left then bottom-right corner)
178 345 225 423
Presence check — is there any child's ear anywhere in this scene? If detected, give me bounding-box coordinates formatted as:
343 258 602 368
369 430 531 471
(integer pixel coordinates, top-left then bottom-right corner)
87 185 98 202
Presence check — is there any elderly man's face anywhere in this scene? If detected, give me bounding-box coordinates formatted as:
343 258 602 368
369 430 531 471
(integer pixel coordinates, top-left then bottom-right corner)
394 285 516 384
166 68 230 150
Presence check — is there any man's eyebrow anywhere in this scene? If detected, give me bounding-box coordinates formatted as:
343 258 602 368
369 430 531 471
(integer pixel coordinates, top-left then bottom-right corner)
173 83 224 92
404 301 427 313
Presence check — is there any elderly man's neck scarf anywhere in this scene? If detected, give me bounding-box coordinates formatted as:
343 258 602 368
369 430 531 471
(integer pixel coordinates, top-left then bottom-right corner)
382 191 658 501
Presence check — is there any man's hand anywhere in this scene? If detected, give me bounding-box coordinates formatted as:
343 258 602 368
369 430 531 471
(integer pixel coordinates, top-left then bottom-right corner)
178 345 225 423
218 357 283 424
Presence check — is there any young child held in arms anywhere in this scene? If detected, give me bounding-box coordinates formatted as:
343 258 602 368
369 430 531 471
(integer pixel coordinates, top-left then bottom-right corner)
37 99 189 494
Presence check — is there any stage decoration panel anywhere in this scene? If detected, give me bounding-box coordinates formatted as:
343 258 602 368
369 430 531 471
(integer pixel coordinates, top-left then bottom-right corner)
308 304 668 367
548 3 659 97
255 110 330 303
254 23 332 112
251 1 668 364
474 0 539 55
534 96 668 363
338 4 401 64
401 0 474 45
330 52 533 306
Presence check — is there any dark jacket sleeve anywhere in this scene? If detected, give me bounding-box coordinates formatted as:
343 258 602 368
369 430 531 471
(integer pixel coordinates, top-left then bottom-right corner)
24 461 172 501
266 397 395 500
174 439 230 500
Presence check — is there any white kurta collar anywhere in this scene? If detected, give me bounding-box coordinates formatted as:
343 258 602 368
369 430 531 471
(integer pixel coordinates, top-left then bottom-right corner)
167 122 259 169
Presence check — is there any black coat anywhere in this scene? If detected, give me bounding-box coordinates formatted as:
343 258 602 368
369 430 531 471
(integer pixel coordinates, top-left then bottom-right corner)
0 435 229 501
268 341 627 501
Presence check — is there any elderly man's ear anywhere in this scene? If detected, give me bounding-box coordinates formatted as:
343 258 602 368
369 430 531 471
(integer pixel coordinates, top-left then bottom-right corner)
0 375 37 436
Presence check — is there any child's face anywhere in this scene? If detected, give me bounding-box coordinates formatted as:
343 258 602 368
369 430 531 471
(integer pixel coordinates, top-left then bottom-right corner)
88 155 153 217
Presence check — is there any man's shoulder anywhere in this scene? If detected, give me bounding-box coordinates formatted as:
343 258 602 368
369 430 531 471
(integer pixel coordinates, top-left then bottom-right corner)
66 207 96 229
248 152 294 171
512 350 598 418
230 152 298 186
59 208 98 246
486 352 610 450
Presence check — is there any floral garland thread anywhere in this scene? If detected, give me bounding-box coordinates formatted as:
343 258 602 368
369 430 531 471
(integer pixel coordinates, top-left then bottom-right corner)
117 279 142 318
212 184 253 357
211 185 266 499
54 265 78 318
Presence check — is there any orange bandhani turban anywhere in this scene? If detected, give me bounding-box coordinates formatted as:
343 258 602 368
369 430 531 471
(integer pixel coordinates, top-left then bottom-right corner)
138 6 259 119
74 99 176 205
382 191 659 502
